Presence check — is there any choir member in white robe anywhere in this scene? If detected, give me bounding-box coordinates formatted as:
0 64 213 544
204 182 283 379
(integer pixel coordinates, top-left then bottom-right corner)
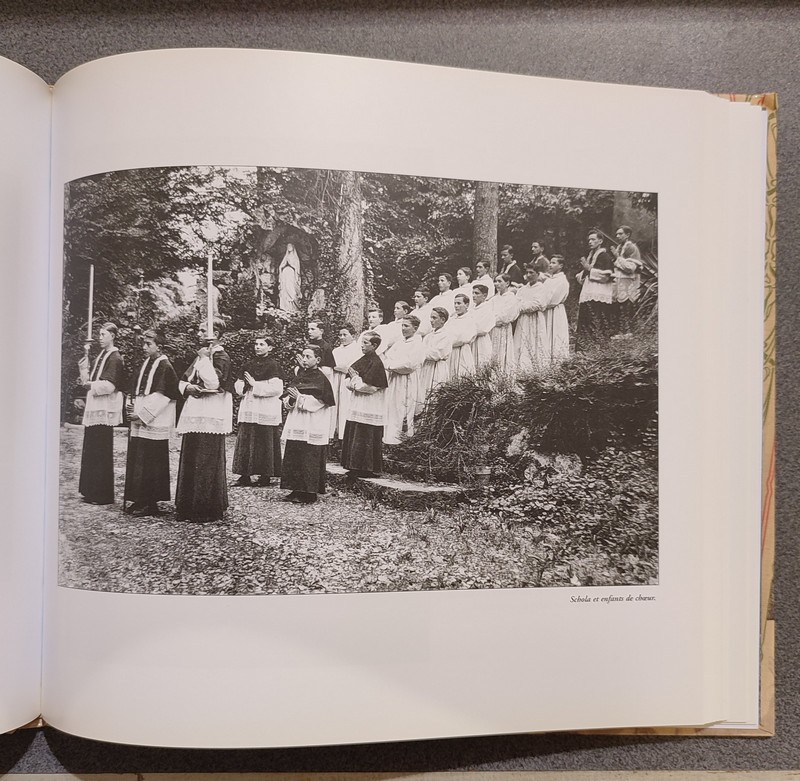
232 334 283 487
471 284 496 369
490 274 520 374
513 266 550 373
455 266 474 301
412 289 434 337
378 301 411 358
429 272 456 316
383 315 425 444
360 308 394 359
176 322 234 523
331 324 362 439
543 255 571 365
280 346 335 504
78 322 125 505
447 293 477 378
417 307 453 415
124 330 179 516
474 260 496 299
341 332 389 476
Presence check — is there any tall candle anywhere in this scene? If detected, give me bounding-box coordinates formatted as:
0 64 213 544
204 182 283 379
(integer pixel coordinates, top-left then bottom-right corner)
206 252 213 338
87 264 94 341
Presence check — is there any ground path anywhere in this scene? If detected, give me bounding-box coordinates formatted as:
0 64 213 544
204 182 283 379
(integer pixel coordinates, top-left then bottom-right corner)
58 426 550 595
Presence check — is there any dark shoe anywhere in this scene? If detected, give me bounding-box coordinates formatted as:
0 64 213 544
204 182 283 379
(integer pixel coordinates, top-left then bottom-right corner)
232 475 252 487
255 476 273 487
283 491 300 502
297 493 318 504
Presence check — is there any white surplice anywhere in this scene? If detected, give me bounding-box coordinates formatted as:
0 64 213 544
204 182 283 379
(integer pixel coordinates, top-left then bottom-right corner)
490 290 520 374
383 333 425 444
447 312 477 378
471 300 496 369
331 340 363 438
513 282 549 373
417 326 453 414
543 271 570 365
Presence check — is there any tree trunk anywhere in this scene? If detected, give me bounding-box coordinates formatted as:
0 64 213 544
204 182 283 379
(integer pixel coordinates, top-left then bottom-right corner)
336 171 367 326
473 181 499 274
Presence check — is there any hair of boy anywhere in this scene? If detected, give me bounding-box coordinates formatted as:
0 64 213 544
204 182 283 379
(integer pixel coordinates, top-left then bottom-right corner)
618 225 633 237
457 266 472 280
414 289 429 301
254 332 272 345
304 344 323 360
501 244 513 254
308 320 325 333
363 331 383 349
339 323 357 336
200 318 225 338
141 328 163 346
473 284 489 297
438 272 453 284
431 306 450 324
403 314 421 330
454 293 470 305
396 300 411 314
495 272 512 284
533 257 549 274
550 254 564 263
101 322 119 337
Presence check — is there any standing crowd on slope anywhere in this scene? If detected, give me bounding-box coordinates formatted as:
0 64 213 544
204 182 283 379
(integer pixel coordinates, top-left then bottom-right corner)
74 225 644 521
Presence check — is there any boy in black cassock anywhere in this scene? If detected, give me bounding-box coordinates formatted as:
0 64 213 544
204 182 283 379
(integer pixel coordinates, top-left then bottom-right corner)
232 333 283 487
124 329 180 516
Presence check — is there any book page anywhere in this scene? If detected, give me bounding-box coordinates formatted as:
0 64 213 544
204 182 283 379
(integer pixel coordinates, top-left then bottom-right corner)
42 49 765 746
0 57 51 733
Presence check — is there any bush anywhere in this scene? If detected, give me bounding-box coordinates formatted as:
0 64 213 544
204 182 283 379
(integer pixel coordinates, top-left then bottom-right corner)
515 328 657 461
474 434 659 585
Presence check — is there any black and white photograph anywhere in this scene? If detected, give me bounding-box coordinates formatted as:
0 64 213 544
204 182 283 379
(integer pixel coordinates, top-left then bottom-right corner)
58 164 659 595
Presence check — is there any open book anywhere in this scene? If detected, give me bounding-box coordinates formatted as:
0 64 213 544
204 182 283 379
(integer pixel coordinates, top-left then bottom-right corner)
0 48 774 747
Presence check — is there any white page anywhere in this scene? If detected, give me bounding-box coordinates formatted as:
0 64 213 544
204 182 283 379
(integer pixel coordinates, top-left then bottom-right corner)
0 57 51 732
42 49 765 746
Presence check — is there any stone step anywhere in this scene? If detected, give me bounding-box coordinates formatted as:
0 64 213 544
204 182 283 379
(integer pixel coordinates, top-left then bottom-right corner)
326 463 467 510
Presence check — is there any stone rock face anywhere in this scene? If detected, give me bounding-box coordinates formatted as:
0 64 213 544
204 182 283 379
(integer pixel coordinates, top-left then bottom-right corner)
523 451 583 487
327 463 466 510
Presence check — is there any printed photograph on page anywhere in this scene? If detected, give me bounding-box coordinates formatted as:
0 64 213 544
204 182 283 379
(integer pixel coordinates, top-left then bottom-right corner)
58 165 658 595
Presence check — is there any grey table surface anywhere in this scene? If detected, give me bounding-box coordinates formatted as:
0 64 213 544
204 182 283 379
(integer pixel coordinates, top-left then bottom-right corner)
0 0 797 773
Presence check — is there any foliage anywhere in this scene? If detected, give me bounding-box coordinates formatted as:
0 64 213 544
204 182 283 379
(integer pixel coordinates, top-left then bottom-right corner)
59 428 655 593
636 250 659 326
391 365 518 483
515 329 658 462
472 437 658 586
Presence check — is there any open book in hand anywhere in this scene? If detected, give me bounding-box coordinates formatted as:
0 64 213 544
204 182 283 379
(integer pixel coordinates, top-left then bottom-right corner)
0 48 774 747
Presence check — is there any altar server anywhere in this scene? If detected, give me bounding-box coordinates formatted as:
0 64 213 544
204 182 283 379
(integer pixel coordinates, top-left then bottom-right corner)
471 284 496 369
78 322 125 505
123 329 179 516
383 315 425 445
513 265 549 373
331 323 362 439
543 255 570 365
490 273 520 374
341 331 389 476
175 321 234 523
417 307 453 414
280 345 336 504
447 293 477 378
232 333 283 487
